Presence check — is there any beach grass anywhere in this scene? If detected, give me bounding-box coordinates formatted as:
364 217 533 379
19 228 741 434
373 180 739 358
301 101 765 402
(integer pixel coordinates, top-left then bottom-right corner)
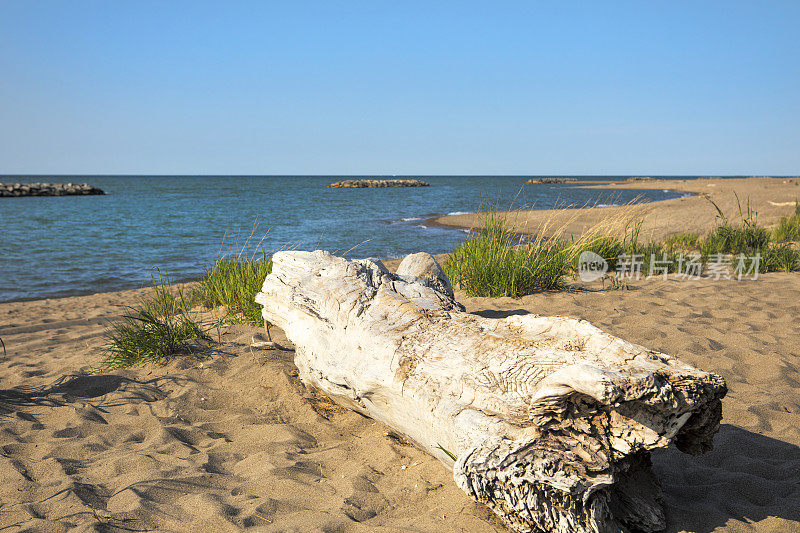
194 224 274 327
663 232 700 251
444 212 570 297
701 196 770 256
195 253 272 327
445 195 800 298
696 197 799 272
100 224 274 368
444 204 658 297
101 272 211 369
773 201 800 243
762 243 800 272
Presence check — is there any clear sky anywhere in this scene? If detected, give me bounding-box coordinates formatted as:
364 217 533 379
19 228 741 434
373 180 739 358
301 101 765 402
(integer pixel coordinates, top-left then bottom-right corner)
1 1 798 175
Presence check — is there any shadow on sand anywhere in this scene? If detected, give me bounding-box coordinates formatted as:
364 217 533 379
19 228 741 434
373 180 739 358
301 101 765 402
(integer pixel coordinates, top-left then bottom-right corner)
654 423 800 532
0 373 186 414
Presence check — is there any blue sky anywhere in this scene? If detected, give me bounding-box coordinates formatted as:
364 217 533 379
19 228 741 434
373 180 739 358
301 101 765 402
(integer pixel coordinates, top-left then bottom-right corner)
1 1 798 175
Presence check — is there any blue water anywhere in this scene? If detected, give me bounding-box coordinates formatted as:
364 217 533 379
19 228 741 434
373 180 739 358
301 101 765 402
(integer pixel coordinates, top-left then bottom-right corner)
0 175 693 302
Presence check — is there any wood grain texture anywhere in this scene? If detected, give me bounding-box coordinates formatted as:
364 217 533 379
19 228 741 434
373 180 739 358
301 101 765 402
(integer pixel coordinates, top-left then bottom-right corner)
256 251 726 532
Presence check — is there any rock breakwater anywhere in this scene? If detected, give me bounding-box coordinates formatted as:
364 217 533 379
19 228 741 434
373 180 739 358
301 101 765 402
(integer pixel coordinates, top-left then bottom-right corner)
328 179 429 188
525 177 579 184
0 182 105 197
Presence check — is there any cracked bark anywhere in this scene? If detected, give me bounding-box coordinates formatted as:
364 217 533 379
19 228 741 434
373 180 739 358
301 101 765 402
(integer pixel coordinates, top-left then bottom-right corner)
256 251 726 533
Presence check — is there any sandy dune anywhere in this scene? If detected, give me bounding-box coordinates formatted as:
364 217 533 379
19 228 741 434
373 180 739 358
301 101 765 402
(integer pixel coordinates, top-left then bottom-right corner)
2 270 800 531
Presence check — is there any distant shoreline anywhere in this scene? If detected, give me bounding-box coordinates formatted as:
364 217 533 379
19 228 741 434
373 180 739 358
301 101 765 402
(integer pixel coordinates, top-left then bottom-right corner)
430 176 800 242
423 184 694 232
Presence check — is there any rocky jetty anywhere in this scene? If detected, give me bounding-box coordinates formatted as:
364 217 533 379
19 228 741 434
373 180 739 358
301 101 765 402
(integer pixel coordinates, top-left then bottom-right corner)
626 176 659 182
0 182 105 197
328 179 429 188
525 177 578 184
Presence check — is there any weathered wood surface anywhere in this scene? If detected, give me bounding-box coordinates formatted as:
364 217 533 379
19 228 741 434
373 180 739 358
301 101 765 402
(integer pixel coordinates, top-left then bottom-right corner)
255 251 726 532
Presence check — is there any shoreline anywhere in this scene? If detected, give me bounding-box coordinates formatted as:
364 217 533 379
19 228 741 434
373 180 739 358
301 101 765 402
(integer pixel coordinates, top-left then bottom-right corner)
2 175 795 306
431 176 800 241
5 176 791 304
422 187 698 232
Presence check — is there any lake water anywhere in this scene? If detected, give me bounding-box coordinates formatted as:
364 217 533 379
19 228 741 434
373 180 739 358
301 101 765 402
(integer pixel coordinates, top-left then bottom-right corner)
0 175 694 302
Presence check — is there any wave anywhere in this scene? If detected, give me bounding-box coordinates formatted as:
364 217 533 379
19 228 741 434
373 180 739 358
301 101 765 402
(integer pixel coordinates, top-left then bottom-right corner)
447 211 471 216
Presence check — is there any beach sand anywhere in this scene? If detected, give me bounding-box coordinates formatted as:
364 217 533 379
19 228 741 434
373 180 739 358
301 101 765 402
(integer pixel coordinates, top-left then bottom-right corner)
2 177 800 531
433 176 800 241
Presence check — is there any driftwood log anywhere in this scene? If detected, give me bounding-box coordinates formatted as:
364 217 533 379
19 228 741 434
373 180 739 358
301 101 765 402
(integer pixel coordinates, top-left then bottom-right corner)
255 251 726 532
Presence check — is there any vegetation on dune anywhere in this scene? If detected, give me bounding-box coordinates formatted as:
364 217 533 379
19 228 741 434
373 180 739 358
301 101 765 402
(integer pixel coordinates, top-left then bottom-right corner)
663 232 700 252
444 212 571 297
698 197 799 273
773 201 800 243
102 224 275 368
443 207 675 298
194 224 275 327
195 253 273 327
701 197 770 256
446 195 800 298
101 272 212 369
762 243 800 273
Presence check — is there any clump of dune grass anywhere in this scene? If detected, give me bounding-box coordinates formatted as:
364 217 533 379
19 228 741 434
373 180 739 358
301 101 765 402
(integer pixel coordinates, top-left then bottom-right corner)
663 232 700 252
444 212 569 297
773 201 800 242
701 196 770 256
194 224 274 327
447 194 799 292
581 221 683 276
762 243 800 272
101 272 211 369
445 201 657 297
697 196 798 273
195 253 272 326
576 235 626 271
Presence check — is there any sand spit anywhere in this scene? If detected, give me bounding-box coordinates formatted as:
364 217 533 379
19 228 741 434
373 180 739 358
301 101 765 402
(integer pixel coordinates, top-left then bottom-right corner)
434 176 800 242
2 267 800 531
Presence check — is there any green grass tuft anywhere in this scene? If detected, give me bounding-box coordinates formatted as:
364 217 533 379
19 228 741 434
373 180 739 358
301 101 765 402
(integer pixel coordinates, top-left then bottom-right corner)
444 212 570 297
101 272 211 369
773 201 800 242
576 236 625 271
762 243 800 272
663 232 700 251
195 253 273 326
444 195 800 294
701 196 769 255
696 196 798 273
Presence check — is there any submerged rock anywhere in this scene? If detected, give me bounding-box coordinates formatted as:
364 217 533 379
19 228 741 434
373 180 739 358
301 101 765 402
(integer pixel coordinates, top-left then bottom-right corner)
0 182 105 197
328 179 429 188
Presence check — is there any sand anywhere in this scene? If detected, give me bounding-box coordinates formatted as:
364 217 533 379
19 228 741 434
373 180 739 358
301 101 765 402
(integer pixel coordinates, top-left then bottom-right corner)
2 177 800 531
433 176 800 242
